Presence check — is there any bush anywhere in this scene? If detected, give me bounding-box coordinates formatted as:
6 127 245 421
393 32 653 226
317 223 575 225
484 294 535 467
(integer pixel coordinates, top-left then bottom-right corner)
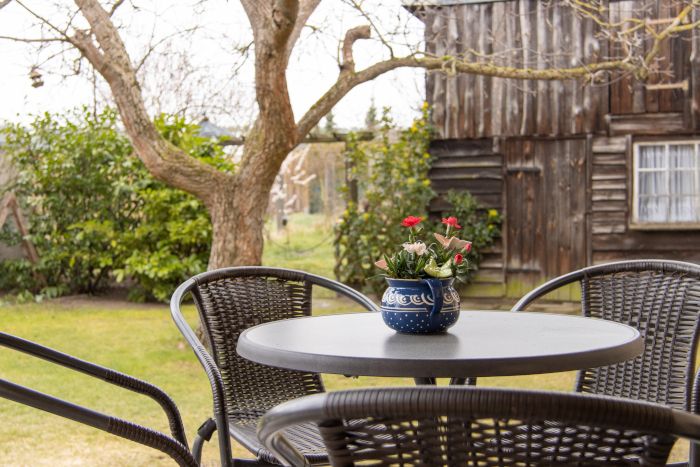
333 106 504 295
334 106 437 295
441 190 504 282
0 108 233 301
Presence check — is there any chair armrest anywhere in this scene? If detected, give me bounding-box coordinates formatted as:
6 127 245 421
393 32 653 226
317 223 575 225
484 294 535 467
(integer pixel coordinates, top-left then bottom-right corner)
257 393 327 467
170 278 234 467
511 269 585 311
306 273 380 312
0 377 197 467
0 331 188 448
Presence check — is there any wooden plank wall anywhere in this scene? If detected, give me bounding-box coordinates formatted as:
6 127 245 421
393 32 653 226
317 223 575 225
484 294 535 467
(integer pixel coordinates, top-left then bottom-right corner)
426 0 608 139
589 135 700 263
426 0 696 138
427 138 505 296
609 0 689 116
504 137 587 300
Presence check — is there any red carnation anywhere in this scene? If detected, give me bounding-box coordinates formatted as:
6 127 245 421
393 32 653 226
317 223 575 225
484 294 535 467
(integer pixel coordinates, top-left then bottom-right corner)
454 254 464 264
442 217 461 228
463 244 472 253
401 216 423 228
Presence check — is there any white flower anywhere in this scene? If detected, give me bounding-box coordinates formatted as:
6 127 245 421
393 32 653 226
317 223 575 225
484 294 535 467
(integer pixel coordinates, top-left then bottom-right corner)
403 242 427 256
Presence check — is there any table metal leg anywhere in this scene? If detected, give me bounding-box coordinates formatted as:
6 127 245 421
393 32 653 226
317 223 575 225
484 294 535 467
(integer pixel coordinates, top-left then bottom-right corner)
415 377 476 385
414 377 436 385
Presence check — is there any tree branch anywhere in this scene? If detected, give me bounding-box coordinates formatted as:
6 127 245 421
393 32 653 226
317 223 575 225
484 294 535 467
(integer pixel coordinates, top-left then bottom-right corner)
340 25 371 76
16 0 72 40
641 1 698 78
296 54 642 141
284 0 321 63
0 36 66 43
271 0 298 48
108 0 124 17
0 0 13 11
73 0 228 207
342 0 394 58
240 0 271 34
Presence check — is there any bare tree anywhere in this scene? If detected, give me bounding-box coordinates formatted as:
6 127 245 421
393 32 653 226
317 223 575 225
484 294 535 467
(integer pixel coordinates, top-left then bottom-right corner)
1 0 697 268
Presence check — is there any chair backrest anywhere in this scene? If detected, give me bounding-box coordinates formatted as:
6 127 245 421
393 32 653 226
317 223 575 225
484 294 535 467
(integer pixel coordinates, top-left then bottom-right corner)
187 267 378 422
512 260 700 411
259 386 700 467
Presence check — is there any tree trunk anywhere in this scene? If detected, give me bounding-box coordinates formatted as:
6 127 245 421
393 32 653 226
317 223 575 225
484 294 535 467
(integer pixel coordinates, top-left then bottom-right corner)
194 121 293 345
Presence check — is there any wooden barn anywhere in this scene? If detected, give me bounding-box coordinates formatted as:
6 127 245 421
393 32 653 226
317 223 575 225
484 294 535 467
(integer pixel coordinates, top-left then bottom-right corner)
415 0 700 299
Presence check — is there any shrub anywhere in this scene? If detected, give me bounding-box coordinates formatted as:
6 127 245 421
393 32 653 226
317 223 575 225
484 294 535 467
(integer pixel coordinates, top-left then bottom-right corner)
441 190 504 282
0 108 233 301
334 106 437 295
333 106 504 295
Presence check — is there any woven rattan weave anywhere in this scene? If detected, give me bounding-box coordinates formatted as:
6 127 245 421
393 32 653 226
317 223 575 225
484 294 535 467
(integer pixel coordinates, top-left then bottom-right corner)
171 267 379 466
259 386 700 467
512 260 700 412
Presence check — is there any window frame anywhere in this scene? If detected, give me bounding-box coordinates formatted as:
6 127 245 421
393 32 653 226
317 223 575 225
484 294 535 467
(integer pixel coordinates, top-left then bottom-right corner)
631 139 700 230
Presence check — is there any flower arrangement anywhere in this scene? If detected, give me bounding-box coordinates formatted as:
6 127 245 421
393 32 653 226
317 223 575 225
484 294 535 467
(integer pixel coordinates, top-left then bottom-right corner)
375 216 472 280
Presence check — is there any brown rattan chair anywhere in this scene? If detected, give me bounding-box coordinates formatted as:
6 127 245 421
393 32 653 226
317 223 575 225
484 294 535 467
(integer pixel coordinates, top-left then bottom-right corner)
511 260 700 466
170 267 379 467
258 386 700 467
512 260 700 410
0 331 200 467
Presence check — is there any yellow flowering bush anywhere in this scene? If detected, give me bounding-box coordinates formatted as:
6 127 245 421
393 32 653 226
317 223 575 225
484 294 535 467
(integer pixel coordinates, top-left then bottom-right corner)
334 107 436 294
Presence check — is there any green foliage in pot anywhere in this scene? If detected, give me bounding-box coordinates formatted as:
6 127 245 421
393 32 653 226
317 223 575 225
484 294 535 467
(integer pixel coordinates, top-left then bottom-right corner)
0 108 233 302
375 216 472 281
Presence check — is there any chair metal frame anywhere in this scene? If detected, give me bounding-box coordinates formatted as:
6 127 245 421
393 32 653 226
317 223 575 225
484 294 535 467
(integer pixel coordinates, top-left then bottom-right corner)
0 331 198 467
512 260 700 467
512 260 700 410
259 386 700 467
170 267 379 467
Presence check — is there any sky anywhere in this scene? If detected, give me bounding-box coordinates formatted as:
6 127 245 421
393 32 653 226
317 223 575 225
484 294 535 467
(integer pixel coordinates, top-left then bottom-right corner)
0 1 427 133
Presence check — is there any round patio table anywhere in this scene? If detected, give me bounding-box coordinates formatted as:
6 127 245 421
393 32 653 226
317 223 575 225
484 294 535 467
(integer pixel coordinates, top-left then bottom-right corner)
236 311 643 382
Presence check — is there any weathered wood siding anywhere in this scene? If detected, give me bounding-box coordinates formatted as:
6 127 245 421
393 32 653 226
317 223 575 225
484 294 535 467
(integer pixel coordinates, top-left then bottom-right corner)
590 135 700 263
428 139 505 296
504 137 588 300
425 0 696 138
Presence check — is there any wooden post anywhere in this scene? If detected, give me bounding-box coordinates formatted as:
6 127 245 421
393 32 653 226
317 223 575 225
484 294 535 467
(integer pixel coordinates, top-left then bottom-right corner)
0 192 47 287
345 155 358 206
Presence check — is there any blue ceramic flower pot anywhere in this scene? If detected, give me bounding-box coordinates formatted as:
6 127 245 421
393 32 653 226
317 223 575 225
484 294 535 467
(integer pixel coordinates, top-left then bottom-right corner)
381 277 460 334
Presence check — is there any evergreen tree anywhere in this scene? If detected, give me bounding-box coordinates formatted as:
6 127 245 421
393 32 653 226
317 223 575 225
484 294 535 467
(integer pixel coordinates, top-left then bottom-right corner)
324 110 336 134
365 98 378 130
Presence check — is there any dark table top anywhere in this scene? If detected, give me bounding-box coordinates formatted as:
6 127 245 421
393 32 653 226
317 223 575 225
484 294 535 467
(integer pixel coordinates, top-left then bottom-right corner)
237 311 643 378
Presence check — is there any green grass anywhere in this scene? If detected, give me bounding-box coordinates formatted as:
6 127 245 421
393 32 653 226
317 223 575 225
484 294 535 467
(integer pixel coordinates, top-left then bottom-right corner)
263 213 337 298
0 212 689 465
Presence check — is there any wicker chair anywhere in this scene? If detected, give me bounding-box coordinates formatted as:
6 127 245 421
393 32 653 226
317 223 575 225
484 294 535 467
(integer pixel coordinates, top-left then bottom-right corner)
512 260 700 466
0 331 199 467
170 267 379 467
258 386 700 467
512 260 700 410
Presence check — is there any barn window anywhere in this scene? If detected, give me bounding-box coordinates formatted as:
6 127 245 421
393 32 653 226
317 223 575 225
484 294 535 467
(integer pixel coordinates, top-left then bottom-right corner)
633 141 700 226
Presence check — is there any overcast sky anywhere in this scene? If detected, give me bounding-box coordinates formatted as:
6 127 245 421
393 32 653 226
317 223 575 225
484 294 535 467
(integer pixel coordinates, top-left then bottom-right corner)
0 1 427 132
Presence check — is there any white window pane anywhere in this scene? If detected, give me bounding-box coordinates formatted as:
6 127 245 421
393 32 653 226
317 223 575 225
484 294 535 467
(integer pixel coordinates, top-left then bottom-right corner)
669 144 695 168
639 196 668 222
669 196 696 222
639 145 666 169
639 171 667 195
670 171 695 195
